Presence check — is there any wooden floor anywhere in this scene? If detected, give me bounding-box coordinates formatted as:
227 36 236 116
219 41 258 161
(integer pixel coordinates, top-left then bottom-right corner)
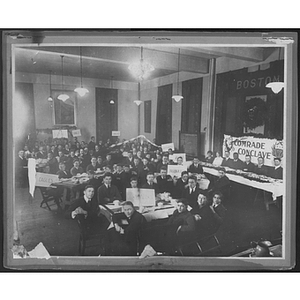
14 183 283 257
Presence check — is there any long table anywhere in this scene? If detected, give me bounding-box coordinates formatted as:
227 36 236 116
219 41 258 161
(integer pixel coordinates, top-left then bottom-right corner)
203 167 284 200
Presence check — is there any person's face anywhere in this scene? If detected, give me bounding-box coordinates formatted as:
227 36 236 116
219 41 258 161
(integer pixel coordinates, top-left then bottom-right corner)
193 158 199 165
134 158 139 165
97 157 102 163
58 151 63 157
70 151 75 157
104 166 111 173
84 148 88 153
147 174 154 183
106 155 111 161
142 159 148 165
177 202 187 214
245 156 251 163
47 153 52 159
130 180 138 188
123 166 130 173
74 161 79 168
103 176 112 185
177 157 183 165
213 194 222 206
197 194 207 207
233 153 238 160
19 150 25 157
225 151 230 158
161 169 167 177
91 158 97 165
182 174 188 182
59 164 66 171
117 165 122 172
188 179 196 189
91 137 95 142
216 152 220 157
258 157 264 165
123 205 134 218
162 156 168 163
84 187 94 200
218 170 225 178
137 151 142 157
95 145 99 151
274 159 280 167
80 149 84 155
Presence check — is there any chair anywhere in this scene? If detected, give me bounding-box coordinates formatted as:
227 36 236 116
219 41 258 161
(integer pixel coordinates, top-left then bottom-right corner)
176 234 222 256
76 215 107 256
39 187 61 211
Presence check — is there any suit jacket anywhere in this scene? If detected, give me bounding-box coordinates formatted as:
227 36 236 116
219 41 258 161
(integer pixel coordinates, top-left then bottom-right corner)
156 175 173 194
255 164 271 176
65 196 99 220
167 210 195 232
221 158 233 168
86 163 98 174
242 162 256 173
156 162 169 173
173 179 188 198
209 175 231 195
70 166 84 176
191 204 221 237
183 186 201 210
97 184 121 204
141 182 159 194
56 170 72 179
231 159 244 170
269 166 283 179
187 164 204 174
212 204 227 225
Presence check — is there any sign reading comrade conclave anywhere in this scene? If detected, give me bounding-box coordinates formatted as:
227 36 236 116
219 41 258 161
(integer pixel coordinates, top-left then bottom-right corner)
223 134 283 167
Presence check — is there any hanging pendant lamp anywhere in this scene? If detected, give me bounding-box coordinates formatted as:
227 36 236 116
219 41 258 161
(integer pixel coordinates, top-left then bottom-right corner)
74 46 89 97
109 76 115 104
57 55 70 101
172 48 183 102
134 82 142 106
47 70 53 102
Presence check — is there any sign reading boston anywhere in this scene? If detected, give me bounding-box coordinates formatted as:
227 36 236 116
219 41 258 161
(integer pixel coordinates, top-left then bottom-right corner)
223 135 283 167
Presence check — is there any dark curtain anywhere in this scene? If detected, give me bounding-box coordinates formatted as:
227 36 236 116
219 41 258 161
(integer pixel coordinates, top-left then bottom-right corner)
156 84 172 145
144 100 151 133
181 77 203 134
95 87 118 142
214 60 284 153
15 82 36 150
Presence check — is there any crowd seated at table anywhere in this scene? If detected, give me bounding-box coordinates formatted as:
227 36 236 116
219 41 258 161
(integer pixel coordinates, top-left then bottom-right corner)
15 135 283 256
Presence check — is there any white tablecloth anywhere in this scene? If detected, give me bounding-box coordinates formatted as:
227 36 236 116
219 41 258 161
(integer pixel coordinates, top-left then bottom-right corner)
203 167 284 199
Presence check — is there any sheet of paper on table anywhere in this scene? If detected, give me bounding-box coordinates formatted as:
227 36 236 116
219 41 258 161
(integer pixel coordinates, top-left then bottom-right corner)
126 188 155 207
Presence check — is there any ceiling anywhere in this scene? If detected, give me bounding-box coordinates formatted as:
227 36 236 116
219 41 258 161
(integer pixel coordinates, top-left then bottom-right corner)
14 45 276 82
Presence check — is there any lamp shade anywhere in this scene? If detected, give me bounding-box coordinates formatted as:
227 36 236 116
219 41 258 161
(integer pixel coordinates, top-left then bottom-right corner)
110 99 115 104
172 95 183 102
134 100 142 106
57 94 70 101
266 82 284 94
74 87 89 97
47 96 53 102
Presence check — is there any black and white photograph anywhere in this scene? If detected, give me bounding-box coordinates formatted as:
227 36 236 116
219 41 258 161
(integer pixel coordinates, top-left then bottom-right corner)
2 30 297 271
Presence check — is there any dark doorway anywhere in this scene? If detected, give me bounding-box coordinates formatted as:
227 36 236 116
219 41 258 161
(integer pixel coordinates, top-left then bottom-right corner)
95 87 118 143
156 84 172 145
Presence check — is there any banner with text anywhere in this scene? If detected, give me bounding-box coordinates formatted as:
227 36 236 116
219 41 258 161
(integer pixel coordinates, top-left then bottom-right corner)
35 172 59 187
223 135 283 167
167 165 187 178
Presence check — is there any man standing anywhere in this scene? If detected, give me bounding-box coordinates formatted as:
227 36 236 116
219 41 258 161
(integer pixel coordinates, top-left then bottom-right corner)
173 171 189 198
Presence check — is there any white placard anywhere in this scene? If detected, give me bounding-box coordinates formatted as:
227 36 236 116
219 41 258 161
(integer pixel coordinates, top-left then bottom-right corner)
126 188 155 207
223 135 283 167
161 142 175 152
72 129 81 137
167 165 187 178
169 153 186 163
112 131 120 136
35 172 59 187
52 129 68 139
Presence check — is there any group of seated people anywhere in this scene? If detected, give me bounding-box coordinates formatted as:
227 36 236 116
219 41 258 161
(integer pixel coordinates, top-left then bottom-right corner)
65 181 227 256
